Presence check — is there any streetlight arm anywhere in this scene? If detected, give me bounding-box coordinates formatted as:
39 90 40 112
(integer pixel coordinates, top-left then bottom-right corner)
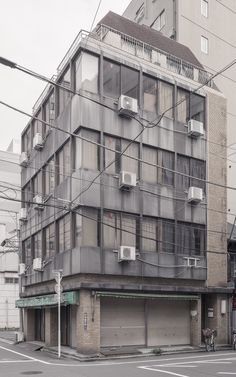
0 56 17 69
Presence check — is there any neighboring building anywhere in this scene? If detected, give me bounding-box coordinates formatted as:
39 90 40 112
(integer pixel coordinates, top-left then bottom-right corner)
17 12 231 353
123 0 236 222
0 146 20 329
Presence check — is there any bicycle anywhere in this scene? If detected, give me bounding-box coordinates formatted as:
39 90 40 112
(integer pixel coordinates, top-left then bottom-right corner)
232 329 236 351
202 328 217 352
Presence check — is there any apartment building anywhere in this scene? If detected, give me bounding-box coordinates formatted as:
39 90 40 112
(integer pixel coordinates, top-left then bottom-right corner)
124 0 236 222
0 144 20 329
17 12 230 353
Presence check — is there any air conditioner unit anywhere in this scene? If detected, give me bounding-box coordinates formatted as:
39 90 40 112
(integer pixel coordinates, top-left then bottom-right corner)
19 152 28 167
119 171 137 189
33 133 43 150
19 263 26 275
19 208 27 222
118 246 136 262
118 95 138 117
15 331 24 343
184 257 200 268
33 195 44 210
188 119 204 137
33 257 43 271
188 187 203 203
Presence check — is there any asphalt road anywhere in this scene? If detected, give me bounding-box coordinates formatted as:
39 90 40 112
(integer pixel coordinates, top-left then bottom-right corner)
0 340 236 377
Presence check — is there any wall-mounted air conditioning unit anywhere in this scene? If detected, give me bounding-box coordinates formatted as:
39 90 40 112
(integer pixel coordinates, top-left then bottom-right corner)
19 152 28 167
33 195 44 210
188 187 203 203
19 263 26 275
119 171 137 189
118 95 138 117
188 119 204 137
33 257 43 271
118 246 136 262
184 257 200 268
15 331 24 343
33 133 43 150
19 208 27 222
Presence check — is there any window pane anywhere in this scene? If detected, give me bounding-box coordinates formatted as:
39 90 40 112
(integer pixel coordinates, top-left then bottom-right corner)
58 218 64 252
103 212 120 248
143 75 157 113
177 89 189 123
190 158 206 190
33 232 41 258
64 214 71 251
82 208 98 246
122 66 139 99
160 150 174 186
162 221 174 253
76 130 100 170
121 215 136 246
142 218 157 252
103 59 120 98
122 140 139 175
159 82 173 118
58 67 71 115
64 141 70 178
177 223 191 255
201 0 208 17
176 155 190 190
142 146 157 183
192 226 205 255
104 136 121 174
190 94 205 123
76 53 99 93
58 148 64 184
43 91 55 133
201 36 208 54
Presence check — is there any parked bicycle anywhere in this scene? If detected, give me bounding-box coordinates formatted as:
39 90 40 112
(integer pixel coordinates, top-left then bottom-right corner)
232 329 236 351
202 328 217 352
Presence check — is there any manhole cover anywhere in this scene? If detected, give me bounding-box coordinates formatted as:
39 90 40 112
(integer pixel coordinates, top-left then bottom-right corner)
21 372 42 375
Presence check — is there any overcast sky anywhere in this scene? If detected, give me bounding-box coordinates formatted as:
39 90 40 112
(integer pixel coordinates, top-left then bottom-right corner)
0 0 131 151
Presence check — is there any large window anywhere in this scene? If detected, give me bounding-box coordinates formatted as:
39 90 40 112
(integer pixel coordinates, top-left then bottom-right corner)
75 208 99 247
56 141 70 185
103 211 137 249
159 81 173 118
57 214 71 253
104 135 139 175
58 67 71 115
43 91 55 134
177 222 205 255
201 0 208 18
143 75 158 113
177 89 205 124
162 220 175 253
32 171 43 197
142 217 158 252
43 158 55 195
33 232 42 258
142 146 174 186
75 52 99 94
75 129 100 171
23 238 32 267
176 155 206 191
32 109 44 141
43 223 55 259
103 59 139 100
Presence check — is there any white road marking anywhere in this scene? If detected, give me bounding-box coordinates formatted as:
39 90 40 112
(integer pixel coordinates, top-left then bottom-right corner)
0 345 50 365
218 373 236 375
155 357 236 368
0 360 34 363
139 366 190 377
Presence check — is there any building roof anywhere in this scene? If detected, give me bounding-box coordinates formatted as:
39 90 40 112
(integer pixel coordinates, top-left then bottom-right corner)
98 11 203 69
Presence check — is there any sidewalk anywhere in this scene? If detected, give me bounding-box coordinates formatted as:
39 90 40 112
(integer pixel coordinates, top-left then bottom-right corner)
0 330 17 344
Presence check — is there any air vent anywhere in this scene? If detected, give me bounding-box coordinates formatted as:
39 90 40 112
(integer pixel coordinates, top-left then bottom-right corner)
188 187 203 203
19 208 27 222
119 171 136 190
188 119 204 138
33 257 43 271
118 246 136 262
33 133 43 150
33 195 44 210
19 152 28 167
118 95 138 117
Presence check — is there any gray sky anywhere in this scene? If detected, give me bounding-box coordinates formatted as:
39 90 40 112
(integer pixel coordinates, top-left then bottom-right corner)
0 0 131 151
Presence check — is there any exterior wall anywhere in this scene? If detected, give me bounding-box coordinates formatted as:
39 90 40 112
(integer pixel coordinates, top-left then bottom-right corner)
0 149 20 329
207 91 227 287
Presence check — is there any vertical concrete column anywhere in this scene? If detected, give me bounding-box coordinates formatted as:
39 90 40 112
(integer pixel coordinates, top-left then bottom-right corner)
45 308 58 346
190 299 201 346
24 309 35 341
76 290 100 354
204 294 229 344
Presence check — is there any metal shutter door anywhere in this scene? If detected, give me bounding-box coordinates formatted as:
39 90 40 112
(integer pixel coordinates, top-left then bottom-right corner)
101 298 145 347
147 300 190 346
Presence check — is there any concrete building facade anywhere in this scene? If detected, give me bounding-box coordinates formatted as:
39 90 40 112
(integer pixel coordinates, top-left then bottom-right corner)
123 0 236 222
0 146 20 329
17 12 231 353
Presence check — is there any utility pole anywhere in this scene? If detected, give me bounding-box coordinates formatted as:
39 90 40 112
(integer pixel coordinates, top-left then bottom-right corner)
53 270 63 358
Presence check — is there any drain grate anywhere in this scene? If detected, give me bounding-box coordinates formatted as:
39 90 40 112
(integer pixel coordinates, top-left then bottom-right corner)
21 372 43 375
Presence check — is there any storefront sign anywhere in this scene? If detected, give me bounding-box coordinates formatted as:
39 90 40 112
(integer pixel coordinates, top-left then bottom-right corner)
15 291 79 308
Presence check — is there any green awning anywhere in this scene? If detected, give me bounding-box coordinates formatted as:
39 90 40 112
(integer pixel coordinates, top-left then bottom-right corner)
95 291 200 300
16 291 79 308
